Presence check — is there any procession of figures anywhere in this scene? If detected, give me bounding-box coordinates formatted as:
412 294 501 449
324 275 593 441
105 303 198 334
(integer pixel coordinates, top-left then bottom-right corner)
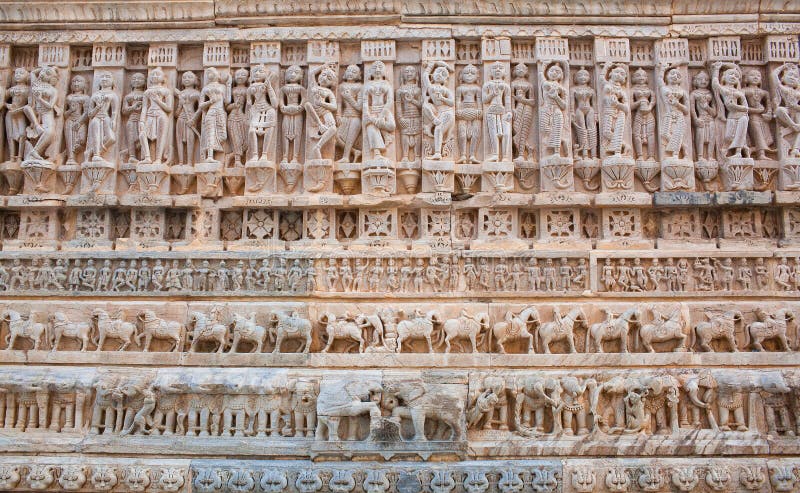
0 301 796 354
1 37 800 200
1 366 800 443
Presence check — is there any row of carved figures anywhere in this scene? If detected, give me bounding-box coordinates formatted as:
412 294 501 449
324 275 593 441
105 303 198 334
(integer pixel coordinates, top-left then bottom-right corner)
0 255 798 294
3 460 795 493
4 53 800 195
1 303 795 354
0 368 798 441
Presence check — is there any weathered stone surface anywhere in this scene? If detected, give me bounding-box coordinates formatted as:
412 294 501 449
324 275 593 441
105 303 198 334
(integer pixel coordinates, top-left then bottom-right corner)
2 1 800 490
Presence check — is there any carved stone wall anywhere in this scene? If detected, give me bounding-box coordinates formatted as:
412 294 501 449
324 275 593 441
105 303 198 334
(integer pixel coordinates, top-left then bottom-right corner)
2 2 800 492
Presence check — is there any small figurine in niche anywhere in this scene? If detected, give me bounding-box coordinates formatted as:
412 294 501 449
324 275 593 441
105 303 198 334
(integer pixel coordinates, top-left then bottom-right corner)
690 71 717 162
6 67 32 162
63 75 90 165
600 62 630 157
422 60 455 161
227 68 249 167
456 64 482 164
305 64 338 160
712 62 750 159
511 62 535 162
540 61 568 159
743 68 773 160
362 60 395 161
630 68 656 161
122 73 146 163
247 64 279 163
395 65 422 163
279 64 306 165
336 64 363 163
174 71 201 166
198 67 228 163
572 68 598 160
24 65 61 163
138 67 174 165
482 62 513 162
85 71 119 164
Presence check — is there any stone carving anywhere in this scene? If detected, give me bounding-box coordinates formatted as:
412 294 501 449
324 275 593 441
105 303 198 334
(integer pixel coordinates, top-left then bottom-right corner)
138 67 173 165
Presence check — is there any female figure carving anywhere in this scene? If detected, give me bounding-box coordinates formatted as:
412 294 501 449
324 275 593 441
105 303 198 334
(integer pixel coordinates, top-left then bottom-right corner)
306 64 338 160
482 62 512 162
227 68 249 166
456 64 482 164
25 65 61 162
246 64 279 163
601 63 630 157
396 65 422 163
336 65 363 163
771 62 800 158
422 61 454 161
174 71 200 165
571 68 598 160
138 67 174 165
631 68 656 161
362 61 395 161
64 75 90 165
511 62 535 161
540 61 568 158
743 68 773 160
279 64 306 164
85 71 119 163
6 67 31 162
690 71 717 162
198 67 228 163
657 64 689 159
122 73 145 163
712 62 750 159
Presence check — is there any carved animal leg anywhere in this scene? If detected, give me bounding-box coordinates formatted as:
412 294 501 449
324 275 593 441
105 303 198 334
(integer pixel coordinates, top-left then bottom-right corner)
96 335 105 352
119 339 129 351
470 334 477 353
426 334 433 353
780 334 792 352
143 335 151 352
726 335 739 352
216 337 225 354
7 334 16 350
303 335 311 354
80 335 89 352
52 334 60 352
444 335 452 354
567 335 577 354
230 335 240 353
321 335 335 353
273 335 283 353
411 408 427 441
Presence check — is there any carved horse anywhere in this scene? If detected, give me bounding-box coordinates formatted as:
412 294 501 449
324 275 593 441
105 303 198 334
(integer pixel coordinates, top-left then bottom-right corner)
91 308 139 351
585 306 640 353
319 312 365 353
745 308 794 352
2 309 46 350
395 310 441 353
137 309 185 352
637 304 691 353
187 310 228 353
269 311 312 354
229 312 268 353
441 312 491 353
690 310 743 352
489 306 540 353
535 307 587 354
49 311 92 351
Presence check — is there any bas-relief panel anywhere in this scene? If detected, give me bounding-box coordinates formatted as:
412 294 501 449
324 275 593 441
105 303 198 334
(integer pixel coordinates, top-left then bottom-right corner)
0 2 799 491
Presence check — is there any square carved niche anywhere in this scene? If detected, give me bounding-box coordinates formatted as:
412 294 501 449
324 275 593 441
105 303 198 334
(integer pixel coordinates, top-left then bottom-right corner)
360 209 396 239
479 208 516 240
539 208 579 240
602 208 641 240
243 209 277 240
454 210 477 240
304 209 332 240
783 207 800 241
131 209 165 241
661 210 700 240
76 209 110 241
422 209 452 238
722 209 761 239
220 210 243 241
398 210 420 240
336 210 358 241
519 210 538 240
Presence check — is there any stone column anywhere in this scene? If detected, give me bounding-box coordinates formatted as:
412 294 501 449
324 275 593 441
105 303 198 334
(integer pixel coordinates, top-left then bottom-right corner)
420 39 455 201
481 37 514 192
244 41 281 195
708 36 754 191
595 37 635 193
360 40 397 196
304 40 339 194
654 38 695 192
20 44 71 197
134 43 177 199
766 35 800 195
80 43 126 198
192 41 230 200
536 37 573 192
